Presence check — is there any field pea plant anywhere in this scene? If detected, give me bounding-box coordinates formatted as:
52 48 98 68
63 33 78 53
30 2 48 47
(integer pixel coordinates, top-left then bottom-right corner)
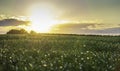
0 34 120 71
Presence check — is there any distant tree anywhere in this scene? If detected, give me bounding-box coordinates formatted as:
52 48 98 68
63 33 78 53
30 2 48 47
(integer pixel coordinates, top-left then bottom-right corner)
19 29 28 34
7 29 28 34
30 30 37 34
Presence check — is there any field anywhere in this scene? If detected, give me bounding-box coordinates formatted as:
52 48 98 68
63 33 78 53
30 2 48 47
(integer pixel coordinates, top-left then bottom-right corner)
0 34 120 71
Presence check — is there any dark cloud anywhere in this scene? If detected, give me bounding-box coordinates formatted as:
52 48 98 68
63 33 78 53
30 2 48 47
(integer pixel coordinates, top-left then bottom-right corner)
0 19 29 26
87 27 120 35
85 27 120 35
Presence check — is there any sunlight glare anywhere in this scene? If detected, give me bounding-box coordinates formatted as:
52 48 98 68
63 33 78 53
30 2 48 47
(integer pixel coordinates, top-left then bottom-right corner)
29 4 59 33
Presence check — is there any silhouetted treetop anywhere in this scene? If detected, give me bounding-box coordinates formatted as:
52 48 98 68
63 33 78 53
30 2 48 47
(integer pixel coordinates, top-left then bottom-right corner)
30 30 37 34
7 29 28 34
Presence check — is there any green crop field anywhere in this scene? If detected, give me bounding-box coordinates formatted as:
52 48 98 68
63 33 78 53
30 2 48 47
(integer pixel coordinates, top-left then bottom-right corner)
0 34 120 71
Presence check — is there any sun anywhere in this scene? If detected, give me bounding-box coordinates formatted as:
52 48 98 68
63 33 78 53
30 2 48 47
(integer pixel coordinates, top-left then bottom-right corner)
28 4 59 33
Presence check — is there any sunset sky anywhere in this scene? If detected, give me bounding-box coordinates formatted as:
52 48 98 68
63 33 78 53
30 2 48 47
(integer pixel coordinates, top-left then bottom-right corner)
0 0 120 34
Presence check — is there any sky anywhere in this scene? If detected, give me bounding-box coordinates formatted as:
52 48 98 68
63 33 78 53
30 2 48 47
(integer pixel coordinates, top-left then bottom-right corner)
0 0 120 35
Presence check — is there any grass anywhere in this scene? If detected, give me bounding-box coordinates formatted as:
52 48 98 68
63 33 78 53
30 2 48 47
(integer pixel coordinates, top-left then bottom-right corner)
0 34 120 71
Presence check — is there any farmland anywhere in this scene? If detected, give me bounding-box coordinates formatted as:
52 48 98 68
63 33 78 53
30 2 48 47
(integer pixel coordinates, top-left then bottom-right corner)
0 34 120 71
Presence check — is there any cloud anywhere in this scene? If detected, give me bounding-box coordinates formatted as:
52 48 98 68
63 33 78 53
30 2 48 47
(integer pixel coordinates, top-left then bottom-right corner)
0 19 30 26
0 0 120 23
51 23 120 35
86 27 120 35
52 23 95 30
49 0 120 24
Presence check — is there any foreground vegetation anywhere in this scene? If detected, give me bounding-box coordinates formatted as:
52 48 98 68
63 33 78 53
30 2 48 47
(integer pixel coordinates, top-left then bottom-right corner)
0 34 120 71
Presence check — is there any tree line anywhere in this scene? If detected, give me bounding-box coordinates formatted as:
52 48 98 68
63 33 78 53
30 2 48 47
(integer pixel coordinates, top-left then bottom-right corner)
6 29 37 34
